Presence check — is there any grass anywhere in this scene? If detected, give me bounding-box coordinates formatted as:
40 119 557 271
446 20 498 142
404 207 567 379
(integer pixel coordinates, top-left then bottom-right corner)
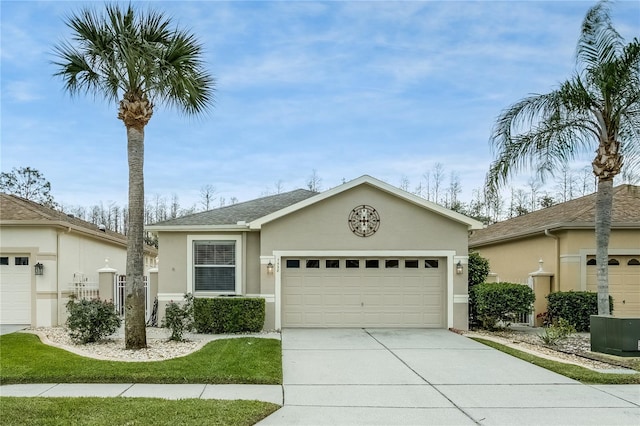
0 333 282 385
471 337 640 384
0 397 280 426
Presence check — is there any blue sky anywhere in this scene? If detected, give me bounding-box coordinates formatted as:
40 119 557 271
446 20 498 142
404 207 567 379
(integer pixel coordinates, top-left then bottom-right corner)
2 0 639 211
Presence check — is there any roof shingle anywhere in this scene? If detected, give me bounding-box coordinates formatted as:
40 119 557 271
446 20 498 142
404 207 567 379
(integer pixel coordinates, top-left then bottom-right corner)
1 193 156 254
150 189 318 227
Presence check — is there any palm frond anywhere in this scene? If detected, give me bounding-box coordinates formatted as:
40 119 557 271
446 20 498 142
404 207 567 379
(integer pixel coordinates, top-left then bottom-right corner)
577 0 624 70
52 3 214 116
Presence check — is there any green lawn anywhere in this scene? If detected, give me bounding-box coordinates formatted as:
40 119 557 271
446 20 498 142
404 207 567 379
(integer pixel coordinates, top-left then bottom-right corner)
0 397 279 426
0 333 282 385
471 337 640 384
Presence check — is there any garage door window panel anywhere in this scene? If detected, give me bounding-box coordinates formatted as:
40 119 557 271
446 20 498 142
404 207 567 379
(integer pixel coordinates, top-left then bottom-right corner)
346 259 360 268
385 260 399 268
425 260 439 268
0 257 8 266
15 257 29 266
286 259 300 268
306 259 320 268
326 260 340 268
194 241 235 292
405 260 419 268
366 259 379 268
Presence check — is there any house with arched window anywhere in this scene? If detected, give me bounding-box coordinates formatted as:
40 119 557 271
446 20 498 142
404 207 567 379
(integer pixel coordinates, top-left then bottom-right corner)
469 185 640 318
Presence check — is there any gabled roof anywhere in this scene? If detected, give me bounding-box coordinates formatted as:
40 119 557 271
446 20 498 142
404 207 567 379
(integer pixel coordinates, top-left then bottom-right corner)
249 175 483 230
0 193 157 254
469 184 640 247
147 175 483 232
146 189 318 230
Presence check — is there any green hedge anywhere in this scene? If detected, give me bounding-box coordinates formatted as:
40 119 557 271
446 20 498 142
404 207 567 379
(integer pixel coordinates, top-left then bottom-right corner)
546 291 613 332
470 282 535 330
194 297 265 334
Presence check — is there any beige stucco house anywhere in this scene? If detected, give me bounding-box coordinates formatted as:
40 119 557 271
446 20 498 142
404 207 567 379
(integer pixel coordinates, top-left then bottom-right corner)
147 175 483 330
0 193 157 327
469 184 640 318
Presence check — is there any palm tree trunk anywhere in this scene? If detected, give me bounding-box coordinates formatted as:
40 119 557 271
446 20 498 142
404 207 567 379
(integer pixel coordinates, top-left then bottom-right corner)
595 178 613 316
125 124 147 349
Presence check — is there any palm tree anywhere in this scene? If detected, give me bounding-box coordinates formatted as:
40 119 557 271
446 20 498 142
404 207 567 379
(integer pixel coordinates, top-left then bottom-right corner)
53 4 214 348
486 1 639 316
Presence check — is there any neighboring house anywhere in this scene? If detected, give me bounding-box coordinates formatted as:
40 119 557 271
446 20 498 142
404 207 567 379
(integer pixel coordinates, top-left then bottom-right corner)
469 184 640 318
0 193 158 326
147 175 483 330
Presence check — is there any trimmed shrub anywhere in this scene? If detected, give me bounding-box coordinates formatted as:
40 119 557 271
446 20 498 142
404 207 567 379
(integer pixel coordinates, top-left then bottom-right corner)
66 295 121 344
468 251 490 328
546 291 613 332
470 282 535 330
194 297 265 334
468 251 490 287
162 293 194 341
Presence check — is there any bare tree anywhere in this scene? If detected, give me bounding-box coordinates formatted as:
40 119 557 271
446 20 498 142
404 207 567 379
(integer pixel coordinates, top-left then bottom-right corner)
447 172 462 210
422 172 431 201
510 188 529 217
399 176 410 192
274 180 285 194
307 169 322 192
200 184 216 211
431 163 445 204
555 168 577 203
170 194 180 219
526 177 542 211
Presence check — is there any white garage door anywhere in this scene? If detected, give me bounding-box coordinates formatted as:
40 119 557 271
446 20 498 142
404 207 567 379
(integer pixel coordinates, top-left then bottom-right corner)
0 254 32 324
587 255 640 317
282 257 445 328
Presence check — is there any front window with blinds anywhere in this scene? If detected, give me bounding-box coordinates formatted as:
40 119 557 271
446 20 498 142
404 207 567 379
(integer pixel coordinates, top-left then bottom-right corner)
194 241 236 292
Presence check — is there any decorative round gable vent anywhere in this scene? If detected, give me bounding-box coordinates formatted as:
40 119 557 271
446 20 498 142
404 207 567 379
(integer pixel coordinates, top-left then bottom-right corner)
348 205 380 237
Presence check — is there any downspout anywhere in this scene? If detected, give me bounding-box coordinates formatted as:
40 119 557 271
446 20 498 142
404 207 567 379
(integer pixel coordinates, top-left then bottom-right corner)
56 226 72 326
544 229 559 292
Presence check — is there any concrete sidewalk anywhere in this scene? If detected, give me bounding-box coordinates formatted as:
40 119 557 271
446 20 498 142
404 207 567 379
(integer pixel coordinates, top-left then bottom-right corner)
0 383 283 405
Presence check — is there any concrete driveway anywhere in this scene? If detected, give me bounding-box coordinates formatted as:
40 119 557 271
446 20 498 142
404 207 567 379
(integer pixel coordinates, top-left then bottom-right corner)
259 328 639 425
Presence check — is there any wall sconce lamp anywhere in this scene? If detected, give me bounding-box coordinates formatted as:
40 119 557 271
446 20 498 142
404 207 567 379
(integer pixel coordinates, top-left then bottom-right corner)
34 262 44 276
456 261 463 275
267 261 274 275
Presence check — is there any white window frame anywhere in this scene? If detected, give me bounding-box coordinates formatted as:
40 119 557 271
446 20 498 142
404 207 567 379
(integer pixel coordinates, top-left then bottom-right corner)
187 235 242 295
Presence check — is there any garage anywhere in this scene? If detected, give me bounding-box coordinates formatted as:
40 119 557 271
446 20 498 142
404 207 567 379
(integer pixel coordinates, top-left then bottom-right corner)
0 254 32 325
587 255 640 317
282 257 445 328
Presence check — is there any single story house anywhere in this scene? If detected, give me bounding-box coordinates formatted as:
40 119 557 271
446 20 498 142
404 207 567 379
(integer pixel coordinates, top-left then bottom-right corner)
469 184 640 317
0 193 158 326
147 175 483 330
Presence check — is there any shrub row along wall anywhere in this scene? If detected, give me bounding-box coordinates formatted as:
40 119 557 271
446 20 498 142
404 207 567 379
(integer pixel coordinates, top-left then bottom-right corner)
194 297 265 334
546 291 614 332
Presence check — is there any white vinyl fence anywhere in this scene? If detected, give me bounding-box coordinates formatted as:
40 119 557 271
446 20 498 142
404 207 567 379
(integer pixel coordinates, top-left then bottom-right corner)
114 274 151 321
69 273 99 300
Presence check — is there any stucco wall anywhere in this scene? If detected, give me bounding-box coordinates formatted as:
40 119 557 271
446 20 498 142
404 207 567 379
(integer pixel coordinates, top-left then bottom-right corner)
157 232 189 295
0 225 131 327
471 234 557 284
260 185 469 254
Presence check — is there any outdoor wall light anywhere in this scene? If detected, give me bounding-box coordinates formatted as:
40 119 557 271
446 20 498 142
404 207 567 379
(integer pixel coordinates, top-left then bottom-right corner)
456 261 463 275
267 261 274 275
34 262 44 276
